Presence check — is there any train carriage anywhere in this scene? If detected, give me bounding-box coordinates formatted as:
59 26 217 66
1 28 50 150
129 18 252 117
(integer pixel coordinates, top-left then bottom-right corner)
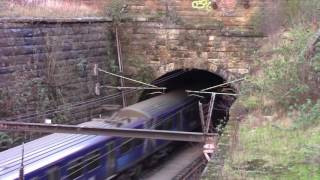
0 92 200 180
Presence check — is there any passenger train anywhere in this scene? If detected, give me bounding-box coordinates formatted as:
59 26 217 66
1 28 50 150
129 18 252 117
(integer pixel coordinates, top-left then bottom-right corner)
0 91 202 180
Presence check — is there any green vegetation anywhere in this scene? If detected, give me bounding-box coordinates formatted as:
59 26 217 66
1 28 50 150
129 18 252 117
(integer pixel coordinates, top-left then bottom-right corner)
282 0 320 26
223 122 320 180
218 1 320 179
125 56 155 83
0 132 13 151
243 27 319 109
108 0 127 23
292 100 320 129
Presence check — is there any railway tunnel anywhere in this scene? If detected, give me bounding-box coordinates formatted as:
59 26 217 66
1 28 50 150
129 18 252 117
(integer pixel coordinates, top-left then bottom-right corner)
140 68 237 133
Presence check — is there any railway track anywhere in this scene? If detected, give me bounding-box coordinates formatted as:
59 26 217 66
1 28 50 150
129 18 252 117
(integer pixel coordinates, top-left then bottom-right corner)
140 143 210 180
173 155 207 180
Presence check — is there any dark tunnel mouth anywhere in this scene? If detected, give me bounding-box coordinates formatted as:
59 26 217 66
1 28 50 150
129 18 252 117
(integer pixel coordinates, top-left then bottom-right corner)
139 68 237 101
139 68 238 133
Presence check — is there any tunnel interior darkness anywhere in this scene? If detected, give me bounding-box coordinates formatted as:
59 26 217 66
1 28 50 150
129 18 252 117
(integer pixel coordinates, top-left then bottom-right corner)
139 69 237 133
140 69 236 100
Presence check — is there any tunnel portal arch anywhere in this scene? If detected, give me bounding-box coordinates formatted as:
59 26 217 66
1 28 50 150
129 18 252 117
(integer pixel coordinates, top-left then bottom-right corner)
139 68 238 133
140 68 237 101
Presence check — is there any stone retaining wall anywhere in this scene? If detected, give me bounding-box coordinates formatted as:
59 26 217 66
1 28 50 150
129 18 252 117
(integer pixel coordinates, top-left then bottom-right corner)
0 19 115 123
0 0 267 123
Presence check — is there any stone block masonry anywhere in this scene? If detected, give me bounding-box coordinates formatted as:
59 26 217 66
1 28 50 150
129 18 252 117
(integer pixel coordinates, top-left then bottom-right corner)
0 19 115 123
119 22 262 79
116 0 265 80
0 0 267 124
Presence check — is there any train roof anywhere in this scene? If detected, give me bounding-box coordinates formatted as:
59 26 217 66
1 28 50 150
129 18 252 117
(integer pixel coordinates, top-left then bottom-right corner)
0 121 114 179
0 91 196 179
116 91 194 120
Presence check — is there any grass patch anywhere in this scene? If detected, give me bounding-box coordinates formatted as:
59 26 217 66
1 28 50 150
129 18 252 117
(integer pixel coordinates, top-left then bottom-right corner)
221 23 320 180
291 100 320 129
222 120 320 179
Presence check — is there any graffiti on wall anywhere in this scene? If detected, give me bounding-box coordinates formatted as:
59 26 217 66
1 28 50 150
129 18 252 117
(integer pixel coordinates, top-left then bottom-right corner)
192 0 212 11
192 0 239 15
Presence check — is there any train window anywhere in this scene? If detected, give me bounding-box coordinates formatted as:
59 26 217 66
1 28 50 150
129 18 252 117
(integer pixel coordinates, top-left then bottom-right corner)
47 166 60 180
157 114 177 130
67 158 83 179
155 123 164 130
120 139 131 155
165 118 174 129
132 139 144 147
86 149 101 171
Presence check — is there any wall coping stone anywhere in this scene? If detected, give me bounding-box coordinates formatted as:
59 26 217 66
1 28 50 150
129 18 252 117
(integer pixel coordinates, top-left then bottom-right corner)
0 16 166 23
0 17 113 23
0 17 265 37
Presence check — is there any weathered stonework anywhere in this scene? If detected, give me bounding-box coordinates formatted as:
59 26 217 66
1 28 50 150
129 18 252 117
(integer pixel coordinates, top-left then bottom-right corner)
0 19 115 123
0 0 266 123
117 0 265 81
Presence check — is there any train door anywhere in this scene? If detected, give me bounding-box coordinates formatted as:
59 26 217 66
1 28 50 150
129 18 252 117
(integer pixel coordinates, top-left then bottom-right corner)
106 142 116 177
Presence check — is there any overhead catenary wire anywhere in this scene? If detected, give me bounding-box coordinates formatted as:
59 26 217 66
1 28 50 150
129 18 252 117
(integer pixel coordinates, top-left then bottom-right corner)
200 77 246 92
97 67 185 90
101 85 167 91
186 90 239 96
3 66 205 177
98 68 159 88
1 70 183 123
5 70 206 178
0 93 122 122
1 89 137 122
152 70 185 85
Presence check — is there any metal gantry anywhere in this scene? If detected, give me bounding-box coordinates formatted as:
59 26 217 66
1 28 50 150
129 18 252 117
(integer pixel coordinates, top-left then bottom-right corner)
0 121 216 143
0 77 244 163
186 77 243 161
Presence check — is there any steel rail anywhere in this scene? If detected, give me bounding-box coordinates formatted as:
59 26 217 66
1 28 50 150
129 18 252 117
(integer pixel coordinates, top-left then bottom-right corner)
0 122 217 143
